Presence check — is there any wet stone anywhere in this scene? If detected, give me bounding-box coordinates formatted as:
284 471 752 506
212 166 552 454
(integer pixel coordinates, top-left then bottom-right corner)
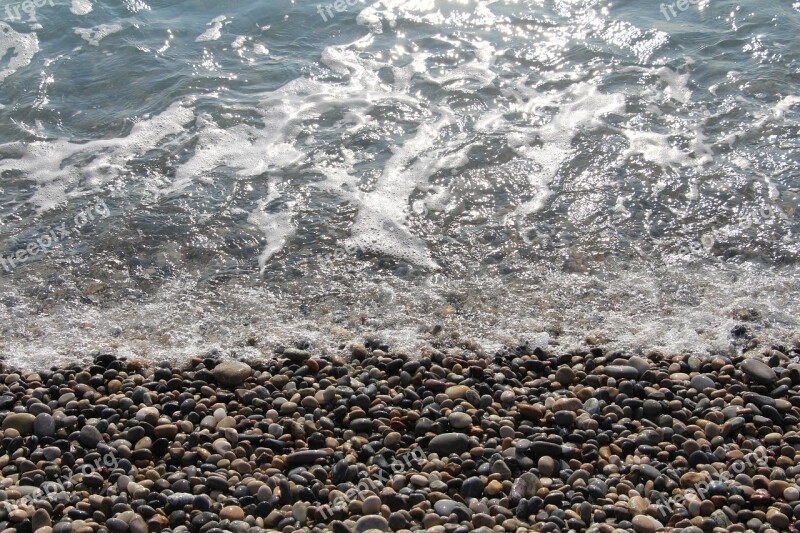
287 450 331 465
530 441 563 457
554 367 575 386
741 358 776 384
434 500 471 519
79 425 104 448
449 412 472 429
33 413 56 438
604 366 639 380
690 374 715 391
2 413 35 434
632 515 663 533
283 348 311 362
428 433 469 455
354 515 389 533
462 476 484 498
212 361 253 386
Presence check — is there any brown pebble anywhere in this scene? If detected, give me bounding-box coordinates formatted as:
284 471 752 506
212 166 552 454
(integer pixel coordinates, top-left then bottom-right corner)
632 515 664 533
554 367 575 386
485 480 504 496
766 507 790 529
220 505 245 521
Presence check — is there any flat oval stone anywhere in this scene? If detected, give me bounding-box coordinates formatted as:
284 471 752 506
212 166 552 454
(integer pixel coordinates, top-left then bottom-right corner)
105 518 127 533
2 413 35 434
206 476 229 491
604 366 639 380
690 374 716 391
220 505 245 521
632 515 663 533
530 440 564 458
212 361 252 386
423 379 446 393
154 424 179 439
42 446 61 460
428 433 469 455
449 412 472 429
282 347 310 362
628 356 650 375
287 450 331 465
31 509 51 531
445 385 469 399
349 419 374 433
636 464 660 480
741 358 776 384
434 500 472 519
552 398 582 412
167 493 194 507
354 515 389 533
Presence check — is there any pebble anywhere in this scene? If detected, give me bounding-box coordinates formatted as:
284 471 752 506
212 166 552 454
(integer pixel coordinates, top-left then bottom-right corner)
283 348 311 362
485 480 504 496
632 515 664 533
211 360 252 386
384 431 402 446
766 508 790 529
0 342 795 533
287 450 330 464
434 500 470 517
462 476 484 498
722 417 745 437
554 367 575 386
1 413 35 434
32 509 51 531
604 365 639 380
154 423 178 439
362 495 382 515
220 505 245 521
741 358 777 384
445 385 469 399
33 413 56 438
428 433 469 455
79 425 103 448
704 422 721 438
354 515 389 533
553 397 582 412
538 456 556 476
135 406 160 425
449 412 472 429
129 516 147 533
690 374 716 391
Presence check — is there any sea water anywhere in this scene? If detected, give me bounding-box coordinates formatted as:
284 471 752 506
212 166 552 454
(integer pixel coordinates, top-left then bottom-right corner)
0 0 798 367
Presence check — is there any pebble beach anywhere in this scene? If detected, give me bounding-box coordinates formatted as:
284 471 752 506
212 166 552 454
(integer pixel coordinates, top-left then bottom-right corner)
1 1 799 532
1 339 800 533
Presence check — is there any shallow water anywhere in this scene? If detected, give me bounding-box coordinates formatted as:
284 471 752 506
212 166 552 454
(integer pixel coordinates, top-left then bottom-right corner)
0 0 798 368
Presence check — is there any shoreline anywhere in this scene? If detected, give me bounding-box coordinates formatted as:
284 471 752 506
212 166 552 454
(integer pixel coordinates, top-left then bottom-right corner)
0 340 799 532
